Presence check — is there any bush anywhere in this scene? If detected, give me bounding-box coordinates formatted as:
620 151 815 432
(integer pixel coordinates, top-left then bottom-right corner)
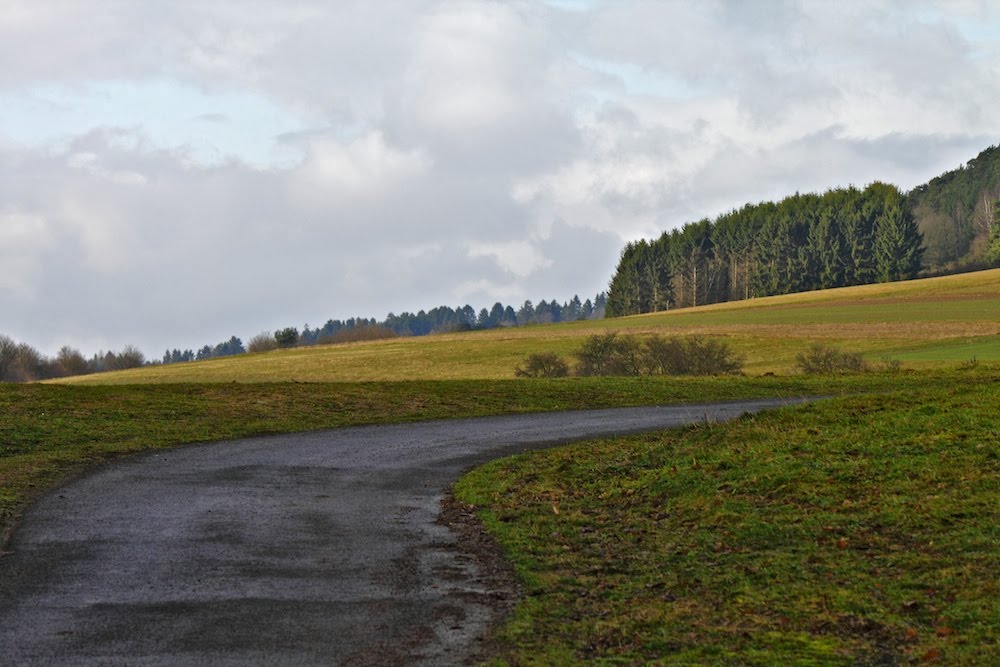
515 352 570 378
643 335 743 376
247 331 279 354
572 333 743 377
575 333 643 376
796 343 868 374
317 325 399 345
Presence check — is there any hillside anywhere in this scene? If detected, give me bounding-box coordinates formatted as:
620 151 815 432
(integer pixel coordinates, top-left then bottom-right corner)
607 144 1000 319
910 144 1000 270
54 268 1000 384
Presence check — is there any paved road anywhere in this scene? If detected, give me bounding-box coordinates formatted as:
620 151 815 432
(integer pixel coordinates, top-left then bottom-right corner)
0 399 806 665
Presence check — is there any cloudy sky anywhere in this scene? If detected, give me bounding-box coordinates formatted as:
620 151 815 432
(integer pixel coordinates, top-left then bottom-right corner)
3 1 999 356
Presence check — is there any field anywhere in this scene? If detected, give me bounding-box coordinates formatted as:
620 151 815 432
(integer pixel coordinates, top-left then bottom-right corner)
6 269 1000 664
457 372 1000 665
53 269 1000 384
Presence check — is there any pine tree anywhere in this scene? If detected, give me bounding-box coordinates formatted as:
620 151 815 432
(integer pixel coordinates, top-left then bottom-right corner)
873 195 924 282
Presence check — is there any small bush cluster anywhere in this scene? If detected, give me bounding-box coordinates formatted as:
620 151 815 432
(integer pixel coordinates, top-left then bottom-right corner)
643 334 745 376
318 325 398 345
516 333 744 378
795 343 868 374
247 331 279 353
575 333 645 376
515 352 570 378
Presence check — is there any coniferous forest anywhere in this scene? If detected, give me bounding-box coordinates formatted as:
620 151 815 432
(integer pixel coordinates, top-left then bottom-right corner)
607 144 1000 317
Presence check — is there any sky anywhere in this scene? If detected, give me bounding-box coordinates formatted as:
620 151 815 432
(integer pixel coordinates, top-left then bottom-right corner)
3 1 1000 357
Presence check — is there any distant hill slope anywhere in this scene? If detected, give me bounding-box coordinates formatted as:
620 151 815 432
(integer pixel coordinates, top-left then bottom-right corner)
53 268 1000 384
908 144 1000 271
606 143 1000 319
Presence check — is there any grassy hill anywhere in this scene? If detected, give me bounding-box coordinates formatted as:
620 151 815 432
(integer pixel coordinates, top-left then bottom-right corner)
53 268 1000 384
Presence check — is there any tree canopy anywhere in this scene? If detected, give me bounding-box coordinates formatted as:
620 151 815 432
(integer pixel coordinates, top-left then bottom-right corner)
607 183 924 317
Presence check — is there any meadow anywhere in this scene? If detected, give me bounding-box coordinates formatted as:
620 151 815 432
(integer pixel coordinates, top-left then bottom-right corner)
458 372 999 665
5 269 999 664
54 268 1000 384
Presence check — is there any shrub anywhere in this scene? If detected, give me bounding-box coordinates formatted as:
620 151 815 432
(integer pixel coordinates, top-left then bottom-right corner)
317 325 399 345
796 343 868 374
572 333 743 377
247 331 279 354
575 333 643 376
515 352 570 378
643 335 743 376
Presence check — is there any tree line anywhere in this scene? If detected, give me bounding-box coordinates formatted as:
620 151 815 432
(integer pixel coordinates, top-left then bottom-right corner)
606 182 924 316
0 293 608 381
239 293 609 353
161 336 246 365
301 293 608 343
0 335 146 382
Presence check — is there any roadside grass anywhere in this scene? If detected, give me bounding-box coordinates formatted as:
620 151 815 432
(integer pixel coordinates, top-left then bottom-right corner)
1 374 892 543
52 269 1000 384
455 370 1000 665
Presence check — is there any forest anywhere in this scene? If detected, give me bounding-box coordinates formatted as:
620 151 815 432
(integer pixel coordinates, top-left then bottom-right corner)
607 144 1000 317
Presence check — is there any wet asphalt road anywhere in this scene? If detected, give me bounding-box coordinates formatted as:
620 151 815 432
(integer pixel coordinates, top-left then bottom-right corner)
0 399 806 665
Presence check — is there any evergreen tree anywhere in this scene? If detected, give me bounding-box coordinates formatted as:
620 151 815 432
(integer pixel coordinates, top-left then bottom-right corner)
607 244 642 316
806 205 845 289
873 196 924 282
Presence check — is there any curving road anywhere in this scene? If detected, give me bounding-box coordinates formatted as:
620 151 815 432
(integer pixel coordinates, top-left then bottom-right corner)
0 399 806 665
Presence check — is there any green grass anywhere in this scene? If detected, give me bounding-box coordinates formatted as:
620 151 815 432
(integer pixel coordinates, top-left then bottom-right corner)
1 375 878 543
888 335 1000 364
51 269 1000 383
455 370 1000 665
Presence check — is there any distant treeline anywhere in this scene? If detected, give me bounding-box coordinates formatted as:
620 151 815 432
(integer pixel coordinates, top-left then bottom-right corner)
910 144 1000 272
299 293 608 343
161 336 246 365
216 294 610 358
0 294 607 382
607 144 1000 318
0 334 145 383
607 182 923 316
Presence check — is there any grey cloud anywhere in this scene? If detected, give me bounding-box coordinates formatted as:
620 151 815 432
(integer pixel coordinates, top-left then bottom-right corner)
3 1 1000 356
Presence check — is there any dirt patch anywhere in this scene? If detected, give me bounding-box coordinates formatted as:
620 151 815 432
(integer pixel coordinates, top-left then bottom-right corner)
438 493 522 665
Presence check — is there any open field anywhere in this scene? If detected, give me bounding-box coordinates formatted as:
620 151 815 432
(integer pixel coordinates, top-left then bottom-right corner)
53 269 1000 384
457 371 1000 665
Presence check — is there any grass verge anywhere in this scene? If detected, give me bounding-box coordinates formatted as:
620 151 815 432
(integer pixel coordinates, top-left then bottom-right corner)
455 370 1000 665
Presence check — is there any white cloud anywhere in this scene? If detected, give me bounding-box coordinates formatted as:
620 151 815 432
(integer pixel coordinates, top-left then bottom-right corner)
0 208 52 298
466 240 553 278
2 1 1000 355
299 132 431 195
